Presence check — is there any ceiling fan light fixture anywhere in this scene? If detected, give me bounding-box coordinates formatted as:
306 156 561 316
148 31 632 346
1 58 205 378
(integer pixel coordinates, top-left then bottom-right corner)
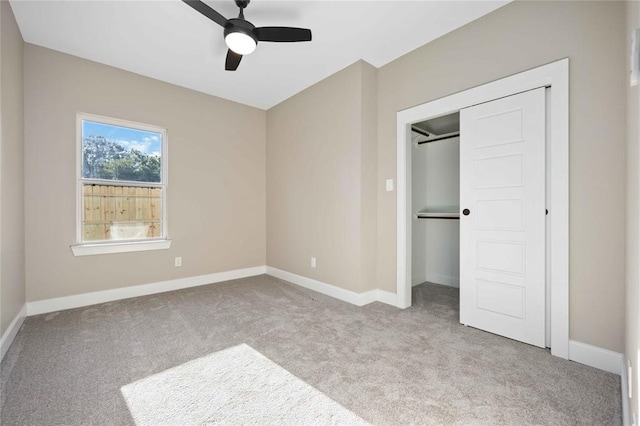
184 0 312 71
225 29 257 55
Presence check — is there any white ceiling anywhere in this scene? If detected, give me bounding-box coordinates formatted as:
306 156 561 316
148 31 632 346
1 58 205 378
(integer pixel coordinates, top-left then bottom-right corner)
9 0 510 110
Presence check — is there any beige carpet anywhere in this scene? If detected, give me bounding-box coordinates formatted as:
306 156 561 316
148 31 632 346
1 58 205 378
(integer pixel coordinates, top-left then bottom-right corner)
121 343 368 425
0 276 622 425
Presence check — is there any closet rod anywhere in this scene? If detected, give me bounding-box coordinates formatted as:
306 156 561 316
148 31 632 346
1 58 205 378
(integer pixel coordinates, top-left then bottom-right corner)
416 131 460 145
411 126 430 138
417 216 460 220
416 212 460 220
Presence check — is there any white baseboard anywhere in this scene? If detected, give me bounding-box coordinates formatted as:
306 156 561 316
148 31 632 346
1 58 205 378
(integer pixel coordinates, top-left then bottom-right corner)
266 267 369 306
375 289 398 306
266 267 396 307
27 266 267 316
1 304 27 361
569 340 623 375
426 273 460 288
622 355 630 426
411 278 426 287
411 275 459 288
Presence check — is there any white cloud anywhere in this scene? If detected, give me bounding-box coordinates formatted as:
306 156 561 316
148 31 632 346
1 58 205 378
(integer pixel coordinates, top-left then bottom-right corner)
114 139 151 153
113 138 160 156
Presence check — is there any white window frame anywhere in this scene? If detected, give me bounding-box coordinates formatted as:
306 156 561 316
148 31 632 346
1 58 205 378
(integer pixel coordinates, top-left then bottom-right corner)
71 113 171 256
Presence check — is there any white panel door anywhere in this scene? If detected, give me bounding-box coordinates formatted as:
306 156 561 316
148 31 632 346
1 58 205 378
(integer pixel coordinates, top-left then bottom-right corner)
460 88 546 347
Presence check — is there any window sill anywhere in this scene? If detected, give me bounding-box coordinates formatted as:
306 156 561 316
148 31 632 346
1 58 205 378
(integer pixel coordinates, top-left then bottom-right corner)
71 239 172 257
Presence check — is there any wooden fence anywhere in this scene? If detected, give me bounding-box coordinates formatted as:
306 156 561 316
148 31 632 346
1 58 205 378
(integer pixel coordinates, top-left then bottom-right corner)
82 184 162 241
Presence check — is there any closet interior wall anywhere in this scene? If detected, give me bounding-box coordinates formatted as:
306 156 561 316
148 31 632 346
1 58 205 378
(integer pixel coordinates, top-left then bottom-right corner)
411 114 461 288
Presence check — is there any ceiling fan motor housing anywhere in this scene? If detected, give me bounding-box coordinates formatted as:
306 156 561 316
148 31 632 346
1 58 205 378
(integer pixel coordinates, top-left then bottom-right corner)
224 18 257 41
224 18 258 55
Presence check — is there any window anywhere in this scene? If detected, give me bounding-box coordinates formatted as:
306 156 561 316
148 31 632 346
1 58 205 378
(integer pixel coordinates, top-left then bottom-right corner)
72 113 170 256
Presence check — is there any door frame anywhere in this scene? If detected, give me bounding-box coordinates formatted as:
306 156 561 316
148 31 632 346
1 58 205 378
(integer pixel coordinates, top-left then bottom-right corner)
396 59 569 359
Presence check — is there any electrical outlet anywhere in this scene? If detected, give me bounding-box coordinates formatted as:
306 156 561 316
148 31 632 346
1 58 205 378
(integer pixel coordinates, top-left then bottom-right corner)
175 257 182 267
311 257 316 268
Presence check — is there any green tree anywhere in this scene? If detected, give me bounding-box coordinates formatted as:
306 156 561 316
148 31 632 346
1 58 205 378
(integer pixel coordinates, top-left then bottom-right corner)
83 137 161 182
82 136 126 179
140 154 161 182
102 149 161 182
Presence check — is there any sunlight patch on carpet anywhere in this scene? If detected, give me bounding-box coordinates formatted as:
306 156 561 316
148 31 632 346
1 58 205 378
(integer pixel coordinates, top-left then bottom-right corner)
121 343 369 425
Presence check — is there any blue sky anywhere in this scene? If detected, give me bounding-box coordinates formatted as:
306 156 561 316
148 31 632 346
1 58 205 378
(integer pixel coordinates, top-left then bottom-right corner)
83 120 162 157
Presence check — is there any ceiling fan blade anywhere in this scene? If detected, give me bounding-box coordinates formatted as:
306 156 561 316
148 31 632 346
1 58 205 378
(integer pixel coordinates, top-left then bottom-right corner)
225 49 243 71
254 27 312 42
183 0 228 28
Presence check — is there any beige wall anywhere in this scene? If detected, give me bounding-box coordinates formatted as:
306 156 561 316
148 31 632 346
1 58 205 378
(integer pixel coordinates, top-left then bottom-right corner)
1 0 26 336
626 0 640 421
267 61 376 292
23 44 266 302
11 0 631 359
376 0 626 352
360 63 378 291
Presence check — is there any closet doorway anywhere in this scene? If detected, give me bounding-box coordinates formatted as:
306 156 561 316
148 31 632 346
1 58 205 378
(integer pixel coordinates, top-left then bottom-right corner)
411 113 461 290
396 59 569 359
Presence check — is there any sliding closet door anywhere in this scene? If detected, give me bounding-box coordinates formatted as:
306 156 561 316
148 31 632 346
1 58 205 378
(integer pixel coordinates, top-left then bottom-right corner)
459 88 546 348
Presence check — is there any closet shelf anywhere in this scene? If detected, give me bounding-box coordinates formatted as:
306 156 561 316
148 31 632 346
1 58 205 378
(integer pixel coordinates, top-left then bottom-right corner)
415 211 460 220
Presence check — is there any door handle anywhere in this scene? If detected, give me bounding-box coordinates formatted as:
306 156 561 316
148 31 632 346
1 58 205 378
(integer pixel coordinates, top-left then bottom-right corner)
463 209 470 216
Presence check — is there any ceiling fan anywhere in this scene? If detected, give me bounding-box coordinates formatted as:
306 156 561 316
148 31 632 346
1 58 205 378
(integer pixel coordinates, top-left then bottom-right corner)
183 0 312 71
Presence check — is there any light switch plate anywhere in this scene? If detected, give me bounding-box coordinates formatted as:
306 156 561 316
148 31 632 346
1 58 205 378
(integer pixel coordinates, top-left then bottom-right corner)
385 179 394 192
